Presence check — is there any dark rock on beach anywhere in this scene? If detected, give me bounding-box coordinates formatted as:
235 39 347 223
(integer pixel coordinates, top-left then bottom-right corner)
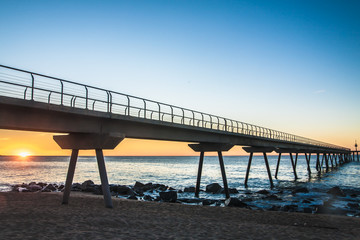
225 198 248 208
327 186 346 197
256 189 270 195
159 191 177 203
206 183 222 194
292 187 309 194
202 199 217 206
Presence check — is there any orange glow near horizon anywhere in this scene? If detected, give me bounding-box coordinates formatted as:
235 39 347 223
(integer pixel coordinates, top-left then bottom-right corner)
0 129 356 157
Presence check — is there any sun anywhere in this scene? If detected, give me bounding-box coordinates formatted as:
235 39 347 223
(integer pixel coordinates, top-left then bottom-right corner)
18 152 31 158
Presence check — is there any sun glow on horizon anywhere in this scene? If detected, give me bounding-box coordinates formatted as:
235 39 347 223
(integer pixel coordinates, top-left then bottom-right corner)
18 152 31 158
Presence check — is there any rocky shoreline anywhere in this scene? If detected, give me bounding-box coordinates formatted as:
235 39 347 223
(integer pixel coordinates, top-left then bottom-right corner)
11 181 360 217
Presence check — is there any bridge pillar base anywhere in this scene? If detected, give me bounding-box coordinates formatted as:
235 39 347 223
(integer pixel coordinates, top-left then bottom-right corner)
188 143 234 199
53 133 124 208
243 147 275 188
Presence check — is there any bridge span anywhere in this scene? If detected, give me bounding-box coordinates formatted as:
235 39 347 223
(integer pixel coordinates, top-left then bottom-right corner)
0 64 353 208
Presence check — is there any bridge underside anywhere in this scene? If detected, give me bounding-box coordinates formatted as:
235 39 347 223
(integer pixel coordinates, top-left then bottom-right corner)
0 96 348 153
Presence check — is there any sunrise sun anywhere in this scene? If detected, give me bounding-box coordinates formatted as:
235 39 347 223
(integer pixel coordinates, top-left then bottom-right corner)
18 152 31 158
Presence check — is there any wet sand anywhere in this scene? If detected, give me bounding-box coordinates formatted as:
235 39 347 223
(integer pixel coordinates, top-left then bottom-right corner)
0 192 359 239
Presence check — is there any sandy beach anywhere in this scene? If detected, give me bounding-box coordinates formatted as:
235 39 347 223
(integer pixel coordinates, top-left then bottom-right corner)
0 192 359 239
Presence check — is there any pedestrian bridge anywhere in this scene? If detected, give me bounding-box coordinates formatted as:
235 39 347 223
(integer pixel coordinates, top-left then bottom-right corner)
0 64 353 208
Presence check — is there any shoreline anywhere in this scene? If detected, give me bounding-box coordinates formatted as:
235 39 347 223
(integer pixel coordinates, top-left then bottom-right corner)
0 192 360 239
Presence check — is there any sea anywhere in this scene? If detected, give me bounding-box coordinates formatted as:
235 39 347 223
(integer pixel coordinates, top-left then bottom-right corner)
1 155 360 216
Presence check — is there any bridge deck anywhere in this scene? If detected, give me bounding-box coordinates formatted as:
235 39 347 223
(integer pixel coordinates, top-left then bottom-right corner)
0 64 349 153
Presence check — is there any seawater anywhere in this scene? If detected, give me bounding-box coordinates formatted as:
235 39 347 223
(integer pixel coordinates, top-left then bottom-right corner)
1 155 359 193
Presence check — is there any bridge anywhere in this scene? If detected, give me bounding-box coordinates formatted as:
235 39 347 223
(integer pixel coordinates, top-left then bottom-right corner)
0 64 353 208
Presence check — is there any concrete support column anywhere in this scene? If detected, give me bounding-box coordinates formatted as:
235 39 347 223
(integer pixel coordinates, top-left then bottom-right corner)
62 149 79 204
53 133 124 208
243 147 275 188
189 143 234 199
274 153 282 179
195 151 204 198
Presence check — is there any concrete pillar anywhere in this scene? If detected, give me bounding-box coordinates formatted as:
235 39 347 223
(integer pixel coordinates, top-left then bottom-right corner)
62 149 79 204
53 133 124 208
188 143 234 199
243 147 275 188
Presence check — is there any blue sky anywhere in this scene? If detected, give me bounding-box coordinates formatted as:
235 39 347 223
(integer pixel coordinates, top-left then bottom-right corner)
0 0 359 153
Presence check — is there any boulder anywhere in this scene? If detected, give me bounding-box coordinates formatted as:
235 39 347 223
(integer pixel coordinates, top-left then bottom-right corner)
225 198 248 208
43 184 57 192
347 203 359 209
143 195 153 201
184 187 196 193
81 180 95 191
264 194 281 201
256 189 270 195
292 187 309 194
27 184 42 192
206 183 222 194
327 186 345 197
127 195 138 200
303 208 313 213
159 191 177 203
281 204 298 212
202 199 216 206
110 185 135 196
71 183 82 191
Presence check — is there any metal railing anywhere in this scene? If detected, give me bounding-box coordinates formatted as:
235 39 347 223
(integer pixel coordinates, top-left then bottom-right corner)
0 64 349 151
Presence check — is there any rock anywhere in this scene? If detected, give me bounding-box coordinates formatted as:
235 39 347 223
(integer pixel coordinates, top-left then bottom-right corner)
347 203 359 209
281 205 298 212
58 185 65 190
268 205 281 211
225 198 248 208
302 199 312 204
184 187 196 193
292 187 309 194
134 181 145 189
93 186 103 195
81 180 95 191
159 191 178 203
43 184 57 192
127 195 138 200
264 194 281 201
110 185 135 196
303 208 313 213
27 184 42 192
71 183 82 191
177 198 203 204
206 183 222 194
37 182 47 187
350 194 357 198
143 195 153 201
177 190 183 193
327 186 345 197
202 199 216 206
256 189 270 195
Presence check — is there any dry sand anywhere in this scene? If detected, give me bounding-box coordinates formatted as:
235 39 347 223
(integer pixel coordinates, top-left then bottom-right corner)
0 192 359 239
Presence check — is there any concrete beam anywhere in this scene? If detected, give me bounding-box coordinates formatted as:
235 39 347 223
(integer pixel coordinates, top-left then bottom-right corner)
53 133 124 150
188 143 234 152
243 146 275 153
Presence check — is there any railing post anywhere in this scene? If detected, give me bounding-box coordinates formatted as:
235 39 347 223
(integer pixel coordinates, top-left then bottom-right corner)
85 86 88 110
31 74 34 101
60 80 64 105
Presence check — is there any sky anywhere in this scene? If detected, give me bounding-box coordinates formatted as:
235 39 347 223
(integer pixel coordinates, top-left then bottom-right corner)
0 0 359 156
